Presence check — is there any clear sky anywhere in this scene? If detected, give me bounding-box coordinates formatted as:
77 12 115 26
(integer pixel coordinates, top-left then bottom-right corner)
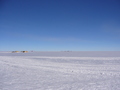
0 0 120 51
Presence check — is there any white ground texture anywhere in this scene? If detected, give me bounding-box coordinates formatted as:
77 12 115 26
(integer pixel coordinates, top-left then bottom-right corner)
0 51 120 90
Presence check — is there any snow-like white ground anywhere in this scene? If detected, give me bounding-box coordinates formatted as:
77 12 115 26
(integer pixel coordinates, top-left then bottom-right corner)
0 51 120 90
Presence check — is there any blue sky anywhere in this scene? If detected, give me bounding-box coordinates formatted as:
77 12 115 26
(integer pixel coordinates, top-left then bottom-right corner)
0 0 120 51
